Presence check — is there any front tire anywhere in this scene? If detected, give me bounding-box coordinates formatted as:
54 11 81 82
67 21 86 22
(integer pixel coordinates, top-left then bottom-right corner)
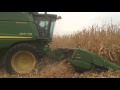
4 43 41 75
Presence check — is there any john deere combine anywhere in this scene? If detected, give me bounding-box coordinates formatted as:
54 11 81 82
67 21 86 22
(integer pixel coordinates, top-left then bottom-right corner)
0 12 120 75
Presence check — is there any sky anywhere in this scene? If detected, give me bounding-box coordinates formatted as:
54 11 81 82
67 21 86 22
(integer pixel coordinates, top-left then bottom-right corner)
39 12 120 35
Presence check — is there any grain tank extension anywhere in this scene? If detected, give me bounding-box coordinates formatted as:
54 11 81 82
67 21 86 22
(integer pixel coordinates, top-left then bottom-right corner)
0 12 120 75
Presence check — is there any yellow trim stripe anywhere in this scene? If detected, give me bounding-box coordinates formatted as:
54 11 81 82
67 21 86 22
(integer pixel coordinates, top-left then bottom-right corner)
0 36 32 39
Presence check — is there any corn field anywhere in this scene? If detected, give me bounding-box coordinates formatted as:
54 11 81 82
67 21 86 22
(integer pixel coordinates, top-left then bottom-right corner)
50 24 120 65
1 24 120 78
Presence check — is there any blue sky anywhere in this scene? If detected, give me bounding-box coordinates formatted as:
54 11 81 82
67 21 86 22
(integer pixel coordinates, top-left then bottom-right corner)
39 12 120 35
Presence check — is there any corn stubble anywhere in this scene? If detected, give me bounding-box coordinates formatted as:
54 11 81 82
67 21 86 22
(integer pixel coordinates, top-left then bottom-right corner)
1 24 120 78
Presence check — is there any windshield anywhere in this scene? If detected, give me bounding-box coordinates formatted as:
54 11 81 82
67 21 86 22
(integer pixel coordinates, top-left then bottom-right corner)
33 16 50 37
50 19 56 38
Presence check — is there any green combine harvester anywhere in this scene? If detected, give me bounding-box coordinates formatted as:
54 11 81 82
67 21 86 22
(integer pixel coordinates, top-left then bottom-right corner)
0 12 119 75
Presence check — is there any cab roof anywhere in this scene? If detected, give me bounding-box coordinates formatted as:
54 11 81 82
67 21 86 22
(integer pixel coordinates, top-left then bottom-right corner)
0 12 57 21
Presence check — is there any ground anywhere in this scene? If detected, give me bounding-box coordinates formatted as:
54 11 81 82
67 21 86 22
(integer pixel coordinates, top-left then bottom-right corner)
0 58 120 78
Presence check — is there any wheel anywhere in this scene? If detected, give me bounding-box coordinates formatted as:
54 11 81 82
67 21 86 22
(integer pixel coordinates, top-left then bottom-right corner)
4 43 41 75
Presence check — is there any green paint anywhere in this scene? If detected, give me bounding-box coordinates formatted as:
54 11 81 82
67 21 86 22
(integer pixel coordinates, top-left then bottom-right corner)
0 12 57 65
70 60 92 71
44 48 66 60
70 48 120 71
